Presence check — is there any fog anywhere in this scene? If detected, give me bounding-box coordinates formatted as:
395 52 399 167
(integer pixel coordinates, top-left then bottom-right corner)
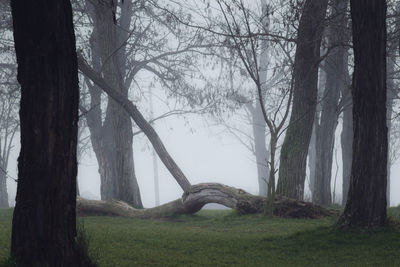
6 97 400 208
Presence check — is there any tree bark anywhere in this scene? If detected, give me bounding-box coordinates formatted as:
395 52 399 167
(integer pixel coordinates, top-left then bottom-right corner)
277 0 329 200
78 54 192 193
85 0 143 208
313 0 348 206
10 0 81 264
77 183 337 219
339 0 387 227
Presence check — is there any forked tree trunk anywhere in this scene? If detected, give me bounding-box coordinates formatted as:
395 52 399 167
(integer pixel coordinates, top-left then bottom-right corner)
10 0 82 264
277 0 329 200
339 0 387 227
85 0 143 208
313 0 348 206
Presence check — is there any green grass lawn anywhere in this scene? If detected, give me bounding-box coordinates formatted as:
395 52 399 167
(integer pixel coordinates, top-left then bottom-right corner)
1 208 400 266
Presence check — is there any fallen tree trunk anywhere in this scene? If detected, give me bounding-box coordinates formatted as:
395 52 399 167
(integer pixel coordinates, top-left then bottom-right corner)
77 183 338 219
77 54 337 220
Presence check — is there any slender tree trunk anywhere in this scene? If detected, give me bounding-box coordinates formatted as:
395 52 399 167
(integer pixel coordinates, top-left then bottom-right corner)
386 47 396 207
308 65 326 197
313 0 348 206
339 0 387 227
86 0 143 208
249 103 269 197
308 118 317 196
253 0 271 197
78 54 192 192
265 133 277 215
10 0 81 264
340 66 352 206
0 160 8 207
277 0 329 200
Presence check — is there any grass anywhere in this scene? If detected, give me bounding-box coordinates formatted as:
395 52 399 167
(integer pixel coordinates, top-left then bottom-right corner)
1 208 400 266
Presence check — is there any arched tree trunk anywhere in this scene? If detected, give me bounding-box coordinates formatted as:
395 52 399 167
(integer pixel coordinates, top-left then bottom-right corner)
77 183 337 219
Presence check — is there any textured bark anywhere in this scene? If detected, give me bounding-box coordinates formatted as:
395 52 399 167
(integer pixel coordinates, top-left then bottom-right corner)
10 0 81 265
86 0 143 208
277 0 329 200
313 0 348 206
77 183 337 219
339 0 387 227
78 54 192 192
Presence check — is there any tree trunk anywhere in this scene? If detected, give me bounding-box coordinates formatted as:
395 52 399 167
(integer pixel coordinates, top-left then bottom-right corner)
313 0 348 206
277 0 329 200
340 72 352 206
10 0 82 264
249 103 269 197
386 47 396 207
86 0 143 208
77 54 338 220
0 161 8 208
78 54 192 193
308 118 317 196
77 183 338 219
339 0 387 227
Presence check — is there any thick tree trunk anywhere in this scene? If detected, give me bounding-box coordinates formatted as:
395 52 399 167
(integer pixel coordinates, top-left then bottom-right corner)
277 0 329 200
77 183 337 219
10 0 81 265
339 0 387 227
313 0 348 206
86 0 143 208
